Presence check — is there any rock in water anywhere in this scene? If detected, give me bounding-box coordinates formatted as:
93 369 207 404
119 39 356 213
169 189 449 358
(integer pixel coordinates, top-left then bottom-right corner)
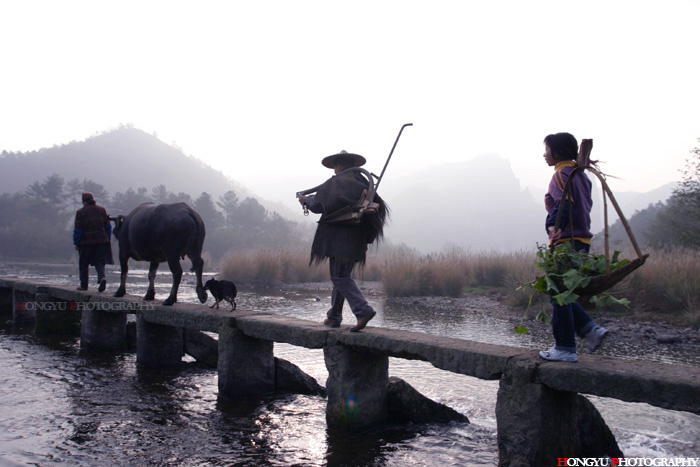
387 376 469 424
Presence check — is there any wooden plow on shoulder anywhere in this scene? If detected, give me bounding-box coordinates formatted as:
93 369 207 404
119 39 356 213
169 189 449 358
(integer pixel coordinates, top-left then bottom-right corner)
296 123 413 225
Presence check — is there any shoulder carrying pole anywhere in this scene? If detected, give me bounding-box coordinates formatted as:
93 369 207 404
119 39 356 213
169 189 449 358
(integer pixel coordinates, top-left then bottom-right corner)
373 123 413 192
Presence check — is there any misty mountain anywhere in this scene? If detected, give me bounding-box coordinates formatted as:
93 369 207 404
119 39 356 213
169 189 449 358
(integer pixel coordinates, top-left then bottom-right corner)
1 129 676 254
381 155 544 252
0 127 295 218
380 155 677 253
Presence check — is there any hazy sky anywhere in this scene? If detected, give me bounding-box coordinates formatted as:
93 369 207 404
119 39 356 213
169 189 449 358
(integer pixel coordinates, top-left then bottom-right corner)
2 1 699 204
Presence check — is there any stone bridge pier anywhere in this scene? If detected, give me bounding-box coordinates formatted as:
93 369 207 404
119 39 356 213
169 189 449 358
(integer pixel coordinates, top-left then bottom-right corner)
217 324 275 398
0 286 11 314
136 316 184 367
324 343 389 432
496 356 622 466
81 309 128 351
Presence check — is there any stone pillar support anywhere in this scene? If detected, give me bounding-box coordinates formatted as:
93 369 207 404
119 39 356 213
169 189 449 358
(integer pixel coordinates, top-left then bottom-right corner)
80 309 128 351
217 324 275 399
12 289 36 324
136 315 183 367
0 286 12 315
495 357 622 466
324 343 389 432
34 293 81 335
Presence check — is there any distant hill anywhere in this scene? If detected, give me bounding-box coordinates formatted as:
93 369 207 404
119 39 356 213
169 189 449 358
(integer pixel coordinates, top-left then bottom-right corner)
526 181 676 232
607 181 676 218
1 129 676 254
381 155 677 254
381 155 544 252
590 183 677 250
0 127 295 217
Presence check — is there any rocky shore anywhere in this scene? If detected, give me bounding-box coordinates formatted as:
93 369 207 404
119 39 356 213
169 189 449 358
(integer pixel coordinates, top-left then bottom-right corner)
286 280 700 354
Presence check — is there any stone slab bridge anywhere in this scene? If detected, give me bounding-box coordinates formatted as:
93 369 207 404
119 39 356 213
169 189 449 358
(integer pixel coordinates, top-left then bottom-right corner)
2 277 699 466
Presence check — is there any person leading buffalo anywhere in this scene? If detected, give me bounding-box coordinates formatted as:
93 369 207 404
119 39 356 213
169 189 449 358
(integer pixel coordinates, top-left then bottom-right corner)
73 192 113 291
297 150 388 332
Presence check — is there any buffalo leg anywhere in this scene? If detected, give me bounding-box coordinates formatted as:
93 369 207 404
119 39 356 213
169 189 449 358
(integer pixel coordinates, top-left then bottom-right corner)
113 256 129 297
163 255 182 306
190 254 207 304
145 261 159 301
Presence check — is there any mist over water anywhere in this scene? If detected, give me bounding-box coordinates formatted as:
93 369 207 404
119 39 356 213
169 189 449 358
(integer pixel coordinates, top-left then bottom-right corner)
1 262 699 465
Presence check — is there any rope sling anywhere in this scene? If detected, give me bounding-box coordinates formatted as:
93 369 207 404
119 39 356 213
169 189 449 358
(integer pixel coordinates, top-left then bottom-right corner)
296 166 380 225
553 139 648 307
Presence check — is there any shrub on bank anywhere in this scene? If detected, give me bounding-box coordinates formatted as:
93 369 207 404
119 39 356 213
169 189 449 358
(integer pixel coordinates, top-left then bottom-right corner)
611 247 700 326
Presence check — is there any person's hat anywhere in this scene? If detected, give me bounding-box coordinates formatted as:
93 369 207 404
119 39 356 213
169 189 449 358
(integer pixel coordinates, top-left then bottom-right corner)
322 150 366 169
82 192 95 203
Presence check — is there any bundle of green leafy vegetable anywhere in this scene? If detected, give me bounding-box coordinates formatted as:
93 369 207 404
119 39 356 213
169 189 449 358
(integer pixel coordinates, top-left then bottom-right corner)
514 243 630 334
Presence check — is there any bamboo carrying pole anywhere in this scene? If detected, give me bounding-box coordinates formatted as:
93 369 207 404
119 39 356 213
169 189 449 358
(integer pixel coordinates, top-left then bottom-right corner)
577 139 646 273
550 138 651 307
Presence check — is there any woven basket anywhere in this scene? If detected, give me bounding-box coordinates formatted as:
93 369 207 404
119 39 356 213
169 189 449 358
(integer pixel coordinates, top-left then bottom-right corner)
576 254 648 309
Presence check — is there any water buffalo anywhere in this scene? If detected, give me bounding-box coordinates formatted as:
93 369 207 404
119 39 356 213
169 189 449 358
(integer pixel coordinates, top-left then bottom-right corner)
111 202 208 306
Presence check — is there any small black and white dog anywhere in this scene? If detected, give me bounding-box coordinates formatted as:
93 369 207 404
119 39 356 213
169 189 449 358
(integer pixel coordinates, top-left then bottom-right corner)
203 278 237 310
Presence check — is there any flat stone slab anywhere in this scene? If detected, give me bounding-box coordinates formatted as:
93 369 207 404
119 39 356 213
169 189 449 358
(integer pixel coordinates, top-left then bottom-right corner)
235 314 332 349
536 355 700 415
327 327 523 380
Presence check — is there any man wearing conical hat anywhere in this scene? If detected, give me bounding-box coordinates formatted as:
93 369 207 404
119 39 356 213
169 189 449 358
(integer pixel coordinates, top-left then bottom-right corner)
298 150 388 332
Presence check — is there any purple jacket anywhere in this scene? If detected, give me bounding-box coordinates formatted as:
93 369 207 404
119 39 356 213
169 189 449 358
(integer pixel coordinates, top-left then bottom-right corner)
544 161 593 244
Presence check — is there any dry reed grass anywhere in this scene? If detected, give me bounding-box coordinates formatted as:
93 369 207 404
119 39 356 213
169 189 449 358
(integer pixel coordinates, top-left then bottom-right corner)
217 246 383 287
216 244 700 328
413 250 468 297
381 248 538 298
611 247 700 326
219 246 326 286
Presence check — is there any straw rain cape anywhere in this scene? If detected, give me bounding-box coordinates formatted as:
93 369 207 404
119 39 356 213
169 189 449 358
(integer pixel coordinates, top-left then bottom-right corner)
310 170 388 265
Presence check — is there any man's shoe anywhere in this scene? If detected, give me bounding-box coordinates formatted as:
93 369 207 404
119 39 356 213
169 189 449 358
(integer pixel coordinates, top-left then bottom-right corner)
76 286 88 291
539 347 578 362
350 311 376 332
323 319 340 328
98 279 107 293
585 325 608 353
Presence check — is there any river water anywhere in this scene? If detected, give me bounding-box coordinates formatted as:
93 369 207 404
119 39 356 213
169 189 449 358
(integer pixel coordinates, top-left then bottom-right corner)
1 263 699 466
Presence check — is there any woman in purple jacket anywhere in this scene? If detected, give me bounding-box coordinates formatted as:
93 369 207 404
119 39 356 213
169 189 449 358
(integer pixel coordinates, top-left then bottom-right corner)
539 133 608 362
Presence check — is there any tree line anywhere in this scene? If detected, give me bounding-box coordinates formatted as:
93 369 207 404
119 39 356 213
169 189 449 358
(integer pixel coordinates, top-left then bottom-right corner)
1 142 697 263
593 142 700 251
0 174 310 262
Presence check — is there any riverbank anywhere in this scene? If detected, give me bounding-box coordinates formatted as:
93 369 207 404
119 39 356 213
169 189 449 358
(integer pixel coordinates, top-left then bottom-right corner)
409 291 700 349
283 280 700 357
